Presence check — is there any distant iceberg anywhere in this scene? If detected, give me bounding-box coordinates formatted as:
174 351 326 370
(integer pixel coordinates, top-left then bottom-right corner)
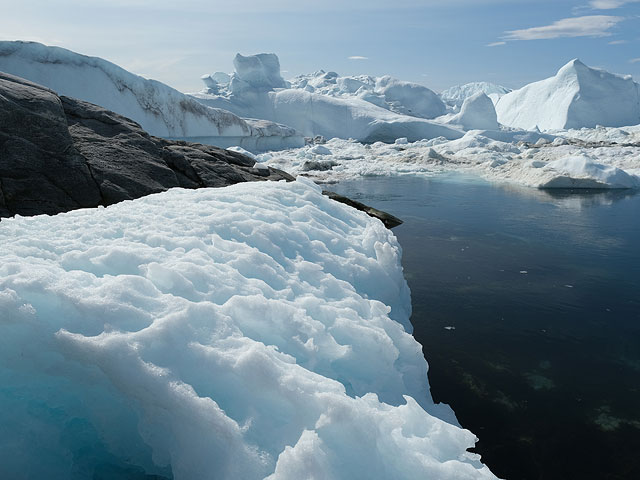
191 53 463 143
440 82 511 108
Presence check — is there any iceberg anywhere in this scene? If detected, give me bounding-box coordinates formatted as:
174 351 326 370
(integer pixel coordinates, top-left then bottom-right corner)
0 180 496 480
0 41 304 151
495 59 640 131
447 92 500 131
440 82 511 108
191 53 463 143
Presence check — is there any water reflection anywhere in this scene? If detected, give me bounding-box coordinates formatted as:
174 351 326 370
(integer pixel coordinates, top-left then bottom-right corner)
331 175 640 480
495 182 640 210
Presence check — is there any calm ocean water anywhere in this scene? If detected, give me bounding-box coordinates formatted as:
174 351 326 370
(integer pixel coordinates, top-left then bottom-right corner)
331 174 640 480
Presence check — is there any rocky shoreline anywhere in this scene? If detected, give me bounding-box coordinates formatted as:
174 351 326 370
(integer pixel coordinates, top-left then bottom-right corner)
0 71 399 227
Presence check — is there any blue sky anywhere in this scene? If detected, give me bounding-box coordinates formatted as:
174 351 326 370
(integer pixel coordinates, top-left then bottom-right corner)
1 0 639 92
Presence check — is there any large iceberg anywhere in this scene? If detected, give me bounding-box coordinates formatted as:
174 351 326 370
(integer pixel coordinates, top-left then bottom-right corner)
0 41 304 151
495 59 640 131
192 53 463 143
0 180 496 480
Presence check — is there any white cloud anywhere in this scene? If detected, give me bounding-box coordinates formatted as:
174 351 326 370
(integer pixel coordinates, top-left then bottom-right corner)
608 39 628 44
589 0 640 9
486 41 506 47
630 57 640 63
348 56 369 60
504 15 623 40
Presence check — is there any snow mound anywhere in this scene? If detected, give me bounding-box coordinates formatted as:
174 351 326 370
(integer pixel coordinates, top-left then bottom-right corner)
448 92 500 130
495 59 640 131
0 41 303 150
192 54 462 143
0 181 497 480
440 82 511 108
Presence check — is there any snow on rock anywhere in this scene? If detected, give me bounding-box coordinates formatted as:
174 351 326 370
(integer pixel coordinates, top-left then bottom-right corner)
448 92 500 131
495 59 640 131
440 82 511 108
0 181 496 480
0 41 303 151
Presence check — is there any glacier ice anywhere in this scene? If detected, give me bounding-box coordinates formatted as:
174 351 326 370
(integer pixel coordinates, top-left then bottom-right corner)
0 181 497 480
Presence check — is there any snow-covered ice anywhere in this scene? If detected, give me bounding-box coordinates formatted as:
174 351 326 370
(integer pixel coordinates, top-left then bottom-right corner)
0 41 304 151
0 181 496 480
496 59 640 131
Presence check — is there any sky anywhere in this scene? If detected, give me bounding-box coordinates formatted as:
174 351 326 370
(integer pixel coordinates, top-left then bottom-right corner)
1 0 639 93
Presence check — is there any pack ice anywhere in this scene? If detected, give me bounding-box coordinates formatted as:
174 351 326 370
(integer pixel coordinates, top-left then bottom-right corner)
0 41 303 151
495 59 640 131
192 53 464 143
0 180 497 480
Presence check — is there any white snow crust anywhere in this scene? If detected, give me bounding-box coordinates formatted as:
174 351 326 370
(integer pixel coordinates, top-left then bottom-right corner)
496 59 640 131
0 41 304 151
0 181 497 480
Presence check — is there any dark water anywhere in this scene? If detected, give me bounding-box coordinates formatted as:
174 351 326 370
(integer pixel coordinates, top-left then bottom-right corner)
330 174 640 480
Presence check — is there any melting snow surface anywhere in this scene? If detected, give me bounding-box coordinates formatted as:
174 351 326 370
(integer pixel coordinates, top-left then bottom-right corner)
0 180 496 480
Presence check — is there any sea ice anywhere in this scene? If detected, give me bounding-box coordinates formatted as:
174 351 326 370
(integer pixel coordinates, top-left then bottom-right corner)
0 181 496 480
263 132 640 189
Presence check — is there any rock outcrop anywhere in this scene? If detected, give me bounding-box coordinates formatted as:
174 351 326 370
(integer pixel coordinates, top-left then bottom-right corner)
1 71 401 227
0 71 292 218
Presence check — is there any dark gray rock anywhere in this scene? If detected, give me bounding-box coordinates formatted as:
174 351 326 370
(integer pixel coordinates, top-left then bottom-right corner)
0 71 292 218
0 71 401 228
